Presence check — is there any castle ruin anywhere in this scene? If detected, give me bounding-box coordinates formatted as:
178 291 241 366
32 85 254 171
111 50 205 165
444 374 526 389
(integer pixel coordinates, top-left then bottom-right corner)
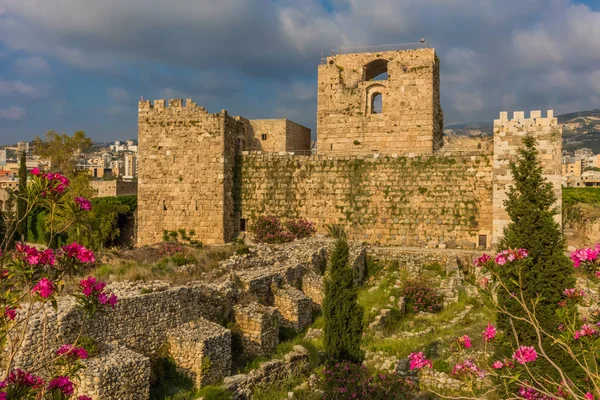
137 47 562 248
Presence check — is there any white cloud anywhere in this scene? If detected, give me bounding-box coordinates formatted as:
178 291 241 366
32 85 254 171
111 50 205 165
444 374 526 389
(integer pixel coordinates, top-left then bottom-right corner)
0 80 39 97
14 56 50 73
108 87 130 103
0 105 25 120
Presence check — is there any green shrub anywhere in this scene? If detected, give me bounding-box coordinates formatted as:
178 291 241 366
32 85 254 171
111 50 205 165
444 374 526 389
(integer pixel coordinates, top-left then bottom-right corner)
77 336 99 358
325 224 346 239
196 387 233 400
401 279 443 314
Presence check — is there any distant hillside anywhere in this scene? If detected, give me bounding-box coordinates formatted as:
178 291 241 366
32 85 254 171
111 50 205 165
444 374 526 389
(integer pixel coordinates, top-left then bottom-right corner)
447 109 600 153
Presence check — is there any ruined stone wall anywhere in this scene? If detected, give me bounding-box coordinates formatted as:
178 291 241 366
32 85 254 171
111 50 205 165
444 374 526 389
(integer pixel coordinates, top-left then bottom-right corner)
317 48 442 156
137 99 240 245
90 180 137 198
238 152 494 248
492 110 562 245
240 119 311 153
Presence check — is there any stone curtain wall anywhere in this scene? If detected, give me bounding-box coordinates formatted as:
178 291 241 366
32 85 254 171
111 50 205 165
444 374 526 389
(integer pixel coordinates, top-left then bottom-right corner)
316 48 442 156
137 99 241 245
285 120 312 152
238 152 494 248
492 110 562 245
90 180 138 198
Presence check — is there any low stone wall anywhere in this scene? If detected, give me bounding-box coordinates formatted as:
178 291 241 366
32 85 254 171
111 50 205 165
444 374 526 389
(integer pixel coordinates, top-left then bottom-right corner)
273 285 312 331
369 247 482 276
167 319 232 387
233 303 279 356
76 343 151 400
223 345 310 399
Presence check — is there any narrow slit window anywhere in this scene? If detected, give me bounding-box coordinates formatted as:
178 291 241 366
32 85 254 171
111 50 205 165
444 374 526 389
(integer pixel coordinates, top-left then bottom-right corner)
261 134 268 141
163 201 167 211
240 218 246 232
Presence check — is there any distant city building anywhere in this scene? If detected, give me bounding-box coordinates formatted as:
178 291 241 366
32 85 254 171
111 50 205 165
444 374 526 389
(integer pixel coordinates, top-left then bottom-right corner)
16 141 30 155
0 149 5 166
124 152 137 179
575 148 593 158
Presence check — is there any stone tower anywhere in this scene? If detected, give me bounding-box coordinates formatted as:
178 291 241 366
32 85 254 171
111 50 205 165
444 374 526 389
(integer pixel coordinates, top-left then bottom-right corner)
317 48 443 156
137 99 242 246
492 110 562 245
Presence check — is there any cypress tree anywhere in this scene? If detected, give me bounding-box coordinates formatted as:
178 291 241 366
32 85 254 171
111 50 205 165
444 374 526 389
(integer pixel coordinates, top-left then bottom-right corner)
17 150 27 242
323 238 364 364
496 135 577 375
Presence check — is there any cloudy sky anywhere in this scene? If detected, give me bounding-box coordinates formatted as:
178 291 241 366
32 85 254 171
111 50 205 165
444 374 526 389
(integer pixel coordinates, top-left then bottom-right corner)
0 0 599 144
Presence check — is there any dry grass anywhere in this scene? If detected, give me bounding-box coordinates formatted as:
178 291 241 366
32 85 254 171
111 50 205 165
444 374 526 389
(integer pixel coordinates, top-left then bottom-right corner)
67 244 237 289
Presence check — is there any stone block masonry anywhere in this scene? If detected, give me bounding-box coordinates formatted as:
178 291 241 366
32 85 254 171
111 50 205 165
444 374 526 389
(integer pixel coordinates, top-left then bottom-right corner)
76 344 151 400
167 319 232 387
317 48 443 156
492 110 562 245
233 303 280 356
273 285 313 331
239 151 494 248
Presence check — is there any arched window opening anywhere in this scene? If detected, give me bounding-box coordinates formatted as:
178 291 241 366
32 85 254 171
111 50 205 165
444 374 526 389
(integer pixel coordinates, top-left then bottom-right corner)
364 59 389 81
371 92 382 114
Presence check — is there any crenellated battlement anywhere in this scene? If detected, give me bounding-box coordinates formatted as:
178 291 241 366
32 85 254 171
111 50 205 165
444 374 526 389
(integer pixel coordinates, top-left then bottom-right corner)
138 98 228 116
493 110 558 130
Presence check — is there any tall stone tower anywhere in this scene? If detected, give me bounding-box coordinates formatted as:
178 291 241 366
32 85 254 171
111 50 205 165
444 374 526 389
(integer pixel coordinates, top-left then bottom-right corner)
317 48 443 156
492 110 562 245
137 99 242 246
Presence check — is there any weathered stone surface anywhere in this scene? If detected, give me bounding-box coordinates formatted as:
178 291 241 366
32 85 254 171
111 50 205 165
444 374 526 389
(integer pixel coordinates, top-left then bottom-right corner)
233 303 279 356
167 319 232 388
273 285 312 331
76 344 151 400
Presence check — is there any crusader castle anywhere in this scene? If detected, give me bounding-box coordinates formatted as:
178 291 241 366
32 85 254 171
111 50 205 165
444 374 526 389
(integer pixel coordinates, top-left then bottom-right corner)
137 47 562 248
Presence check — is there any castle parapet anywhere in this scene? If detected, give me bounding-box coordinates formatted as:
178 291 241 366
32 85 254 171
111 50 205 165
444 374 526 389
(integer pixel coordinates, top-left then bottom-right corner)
138 98 209 114
494 110 557 129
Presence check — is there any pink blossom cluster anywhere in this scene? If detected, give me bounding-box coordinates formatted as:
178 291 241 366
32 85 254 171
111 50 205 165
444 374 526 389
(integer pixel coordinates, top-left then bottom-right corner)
48 376 74 396
80 276 118 308
512 346 538 364
574 323 598 340
451 359 486 379
563 288 586 299
482 323 497 342
491 359 515 369
62 242 95 264
32 168 70 195
74 196 92 211
56 344 88 360
473 253 492 268
15 242 56 266
0 368 44 389
32 277 54 298
408 352 432 370
495 248 529 266
4 307 16 321
570 246 600 268
456 335 472 349
518 386 554 400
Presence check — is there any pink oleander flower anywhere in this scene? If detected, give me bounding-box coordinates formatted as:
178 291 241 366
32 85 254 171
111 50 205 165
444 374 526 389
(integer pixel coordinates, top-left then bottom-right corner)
513 346 538 364
63 242 95 264
571 247 599 268
585 393 594 400
75 196 92 211
56 344 88 360
563 288 586 299
495 254 506 265
78 396 93 400
48 376 74 396
0 392 6 400
574 323 598 340
15 243 55 266
452 359 486 379
4 307 16 321
108 293 118 308
457 335 472 349
31 167 40 176
80 276 98 297
495 249 528 266
32 278 54 298
473 253 492 268
408 352 432 370
518 386 553 400
483 323 497 342
492 360 504 369
4 369 44 388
